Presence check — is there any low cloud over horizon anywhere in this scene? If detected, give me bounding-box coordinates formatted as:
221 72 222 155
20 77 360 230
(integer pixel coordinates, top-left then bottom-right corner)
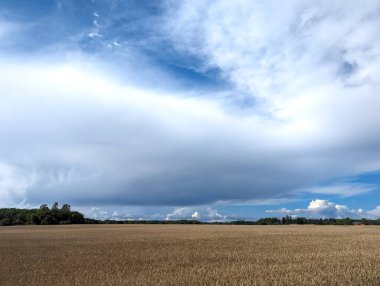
266 199 380 219
0 0 380 219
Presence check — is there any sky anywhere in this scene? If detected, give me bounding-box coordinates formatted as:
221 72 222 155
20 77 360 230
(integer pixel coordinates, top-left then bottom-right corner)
1 0 380 221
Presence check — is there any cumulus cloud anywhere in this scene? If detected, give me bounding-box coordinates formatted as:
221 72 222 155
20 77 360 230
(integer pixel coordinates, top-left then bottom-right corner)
166 208 196 220
83 207 109 220
165 207 233 221
76 205 167 221
266 199 369 218
79 207 137 221
206 207 227 222
191 211 201 220
368 206 380 217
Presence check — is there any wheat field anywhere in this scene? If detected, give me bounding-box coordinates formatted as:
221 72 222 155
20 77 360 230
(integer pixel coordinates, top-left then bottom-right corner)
0 225 379 285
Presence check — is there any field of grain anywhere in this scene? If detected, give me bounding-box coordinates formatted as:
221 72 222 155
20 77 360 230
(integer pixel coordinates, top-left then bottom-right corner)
0 225 380 285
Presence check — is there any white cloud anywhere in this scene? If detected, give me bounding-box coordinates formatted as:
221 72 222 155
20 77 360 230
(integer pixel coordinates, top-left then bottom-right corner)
87 32 102 38
166 0 380 157
206 207 227 222
308 199 344 216
191 211 201 220
73 205 166 221
266 199 369 218
368 206 380 217
166 207 231 221
166 208 195 220
84 207 108 220
167 1 380 98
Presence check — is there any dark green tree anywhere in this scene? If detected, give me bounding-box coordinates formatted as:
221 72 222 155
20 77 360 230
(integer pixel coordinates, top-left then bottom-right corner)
41 215 57 225
61 204 71 212
40 204 49 211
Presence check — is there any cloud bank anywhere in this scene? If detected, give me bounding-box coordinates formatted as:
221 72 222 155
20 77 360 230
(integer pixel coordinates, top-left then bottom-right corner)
266 199 380 219
0 1 379 211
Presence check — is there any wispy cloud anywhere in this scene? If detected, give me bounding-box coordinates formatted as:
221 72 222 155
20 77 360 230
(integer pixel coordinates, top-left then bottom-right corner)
300 184 376 198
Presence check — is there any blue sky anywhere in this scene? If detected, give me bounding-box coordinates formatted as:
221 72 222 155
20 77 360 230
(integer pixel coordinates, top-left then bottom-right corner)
1 0 380 221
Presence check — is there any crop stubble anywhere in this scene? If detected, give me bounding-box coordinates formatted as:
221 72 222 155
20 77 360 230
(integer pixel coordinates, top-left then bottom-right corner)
0 225 379 285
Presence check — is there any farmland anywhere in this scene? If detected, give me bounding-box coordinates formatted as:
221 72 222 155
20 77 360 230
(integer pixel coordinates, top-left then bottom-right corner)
1 225 380 285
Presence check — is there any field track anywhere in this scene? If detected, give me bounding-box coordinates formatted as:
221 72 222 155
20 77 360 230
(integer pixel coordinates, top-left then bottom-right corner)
1 225 380 285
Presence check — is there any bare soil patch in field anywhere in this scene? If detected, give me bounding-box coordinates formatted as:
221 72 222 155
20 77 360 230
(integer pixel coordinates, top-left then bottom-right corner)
1 225 380 285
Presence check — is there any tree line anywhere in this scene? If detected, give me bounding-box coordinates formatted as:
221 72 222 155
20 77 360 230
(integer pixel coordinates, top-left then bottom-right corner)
230 215 380 225
1 205 380 226
0 203 85 226
86 216 380 225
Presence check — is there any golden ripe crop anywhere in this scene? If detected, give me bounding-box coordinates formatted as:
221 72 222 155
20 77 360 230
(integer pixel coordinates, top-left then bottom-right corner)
1 225 380 285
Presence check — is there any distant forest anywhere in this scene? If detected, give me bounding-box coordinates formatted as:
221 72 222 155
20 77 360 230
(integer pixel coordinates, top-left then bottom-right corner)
1 203 380 226
0 203 85 226
90 216 380 226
